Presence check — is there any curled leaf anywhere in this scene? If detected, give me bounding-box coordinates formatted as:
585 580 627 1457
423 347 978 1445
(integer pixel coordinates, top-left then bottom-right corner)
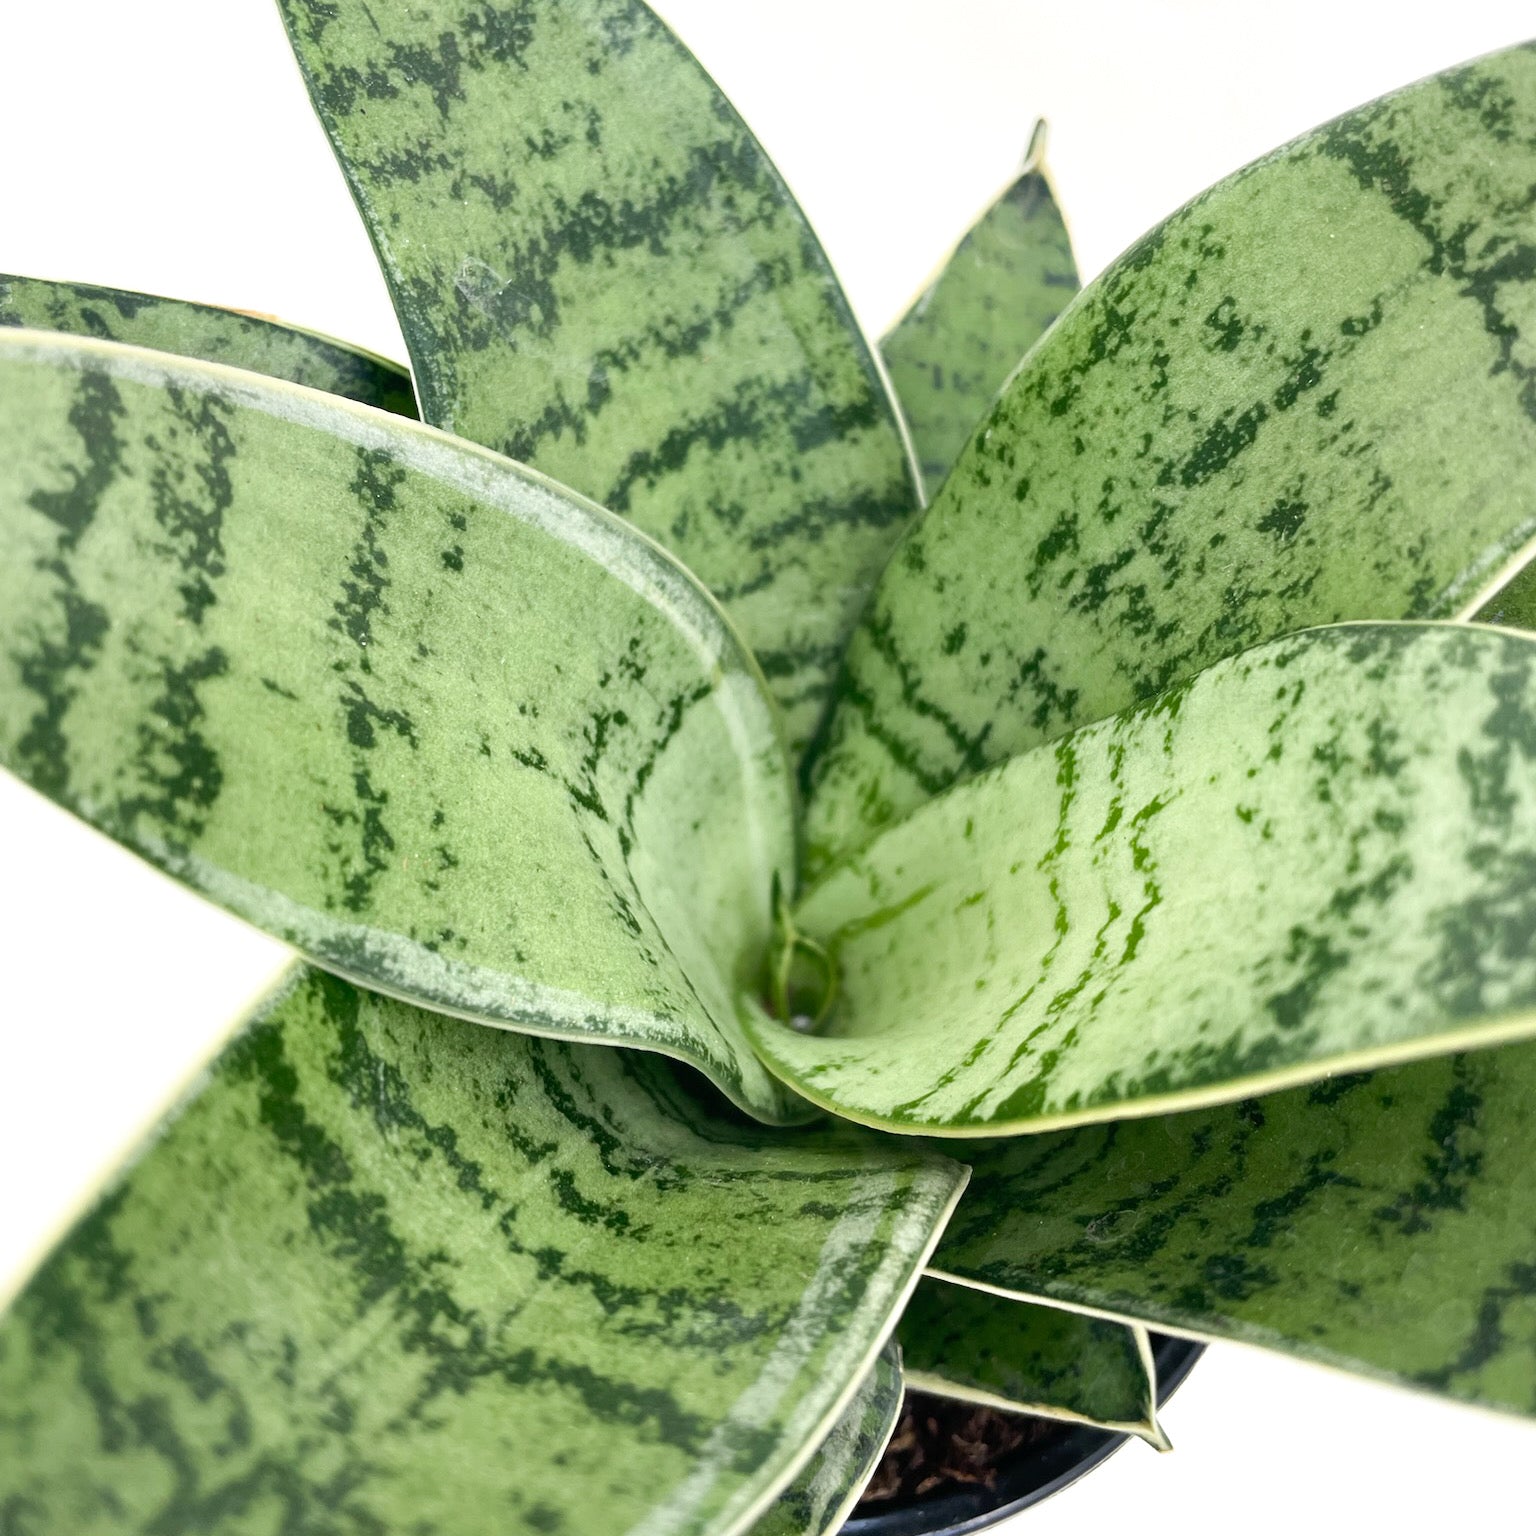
0 328 799 1120
751 624 1536 1132
0 968 967 1533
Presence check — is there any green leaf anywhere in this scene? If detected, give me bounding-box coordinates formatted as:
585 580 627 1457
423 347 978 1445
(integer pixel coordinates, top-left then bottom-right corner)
805 43 1536 873
0 327 800 1121
899 1281 1165 1446
0 966 966 1533
929 1039 1536 1421
747 623 1536 1132
1476 559 1536 631
751 1342 903 1536
1 272 416 417
277 0 921 754
879 123 1079 498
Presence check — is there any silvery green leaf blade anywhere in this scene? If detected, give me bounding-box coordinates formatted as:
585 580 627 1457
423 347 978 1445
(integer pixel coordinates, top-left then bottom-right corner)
0 967 967 1535
879 123 1079 498
805 42 1536 873
748 623 1536 1132
276 0 922 754
929 1039 1536 1420
1 272 416 417
898 1282 1165 1446
0 327 801 1122
751 1342 903 1536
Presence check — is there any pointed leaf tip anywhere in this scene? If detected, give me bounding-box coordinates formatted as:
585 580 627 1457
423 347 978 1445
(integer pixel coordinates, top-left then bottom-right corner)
814 41 1536 870
899 1280 1164 1445
879 133 1079 503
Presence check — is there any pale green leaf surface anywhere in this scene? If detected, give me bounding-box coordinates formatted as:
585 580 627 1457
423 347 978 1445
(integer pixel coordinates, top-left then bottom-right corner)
278 0 921 753
0 273 416 417
750 1342 902 1536
929 1039 1536 1420
749 624 1536 1132
806 43 1536 872
879 128 1079 498
898 1281 1163 1445
0 967 966 1534
0 327 801 1121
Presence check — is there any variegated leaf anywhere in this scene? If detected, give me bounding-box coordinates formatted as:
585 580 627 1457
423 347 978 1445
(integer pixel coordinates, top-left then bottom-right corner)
930 1038 1536 1420
751 1342 903 1536
0 327 800 1121
879 123 1079 498
748 624 1536 1131
277 0 921 753
899 1281 1164 1446
1 273 415 417
806 42 1536 872
0 967 966 1533
1477 560 1536 631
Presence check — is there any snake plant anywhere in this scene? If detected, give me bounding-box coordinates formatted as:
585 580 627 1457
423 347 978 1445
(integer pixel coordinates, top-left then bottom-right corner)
4 6 1536 1530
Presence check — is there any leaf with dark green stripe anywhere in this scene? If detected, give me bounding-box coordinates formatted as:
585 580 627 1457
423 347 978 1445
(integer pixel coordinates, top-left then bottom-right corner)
1 272 416 417
0 327 801 1121
749 624 1536 1132
277 0 921 754
929 1037 1536 1420
806 43 1536 872
1476 556 1536 631
879 123 1079 498
0 966 965 1533
751 1342 903 1536
899 1281 1163 1445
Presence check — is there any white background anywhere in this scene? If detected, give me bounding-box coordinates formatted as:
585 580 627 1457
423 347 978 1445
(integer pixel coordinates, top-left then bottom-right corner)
3 2 1536 1530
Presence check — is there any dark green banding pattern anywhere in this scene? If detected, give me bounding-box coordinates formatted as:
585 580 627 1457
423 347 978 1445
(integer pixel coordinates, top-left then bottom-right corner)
0 328 800 1120
807 44 1536 871
1 274 416 417
898 1281 1161 1443
1477 553 1536 632
0 967 965 1534
749 625 1536 1131
931 1037 1536 1421
880 139 1079 498
751 1342 902 1536
278 0 921 754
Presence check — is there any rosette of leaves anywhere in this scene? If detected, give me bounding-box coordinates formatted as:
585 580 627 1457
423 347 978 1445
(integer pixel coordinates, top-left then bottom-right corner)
5 7 1536 1531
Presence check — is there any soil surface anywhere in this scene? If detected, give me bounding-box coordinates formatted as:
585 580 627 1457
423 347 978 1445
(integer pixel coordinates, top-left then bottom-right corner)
855 1391 1060 1507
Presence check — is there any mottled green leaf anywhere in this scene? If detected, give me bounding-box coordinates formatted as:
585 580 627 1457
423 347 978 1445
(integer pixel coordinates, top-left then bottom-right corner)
1476 557 1536 631
930 1039 1536 1421
899 1281 1163 1445
1 273 416 417
879 123 1079 498
0 967 965 1533
749 624 1536 1131
0 327 800 1120
806 43 1536 872
751 1342 902 1536
277 0 921 753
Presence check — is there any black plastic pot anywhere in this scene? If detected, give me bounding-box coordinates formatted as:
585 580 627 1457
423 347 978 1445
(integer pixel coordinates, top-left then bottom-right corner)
843 1333 1204 1536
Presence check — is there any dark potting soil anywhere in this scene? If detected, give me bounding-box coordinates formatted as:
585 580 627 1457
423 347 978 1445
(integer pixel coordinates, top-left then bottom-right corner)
854 1391 1060 1508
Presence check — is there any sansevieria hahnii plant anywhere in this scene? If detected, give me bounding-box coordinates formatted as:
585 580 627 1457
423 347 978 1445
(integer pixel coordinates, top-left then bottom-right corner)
6 3 1536 1530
